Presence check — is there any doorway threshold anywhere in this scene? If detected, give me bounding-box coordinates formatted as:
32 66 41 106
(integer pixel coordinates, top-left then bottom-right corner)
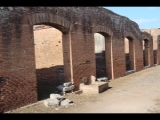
126 70 135 75
144 65 150 69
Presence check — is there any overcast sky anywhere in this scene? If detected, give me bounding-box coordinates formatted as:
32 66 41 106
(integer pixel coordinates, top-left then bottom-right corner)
104 7 160 29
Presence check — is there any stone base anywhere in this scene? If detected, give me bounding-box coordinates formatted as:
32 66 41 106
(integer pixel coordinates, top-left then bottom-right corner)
144 65 150 69
126 70 135 75
80 81 109 94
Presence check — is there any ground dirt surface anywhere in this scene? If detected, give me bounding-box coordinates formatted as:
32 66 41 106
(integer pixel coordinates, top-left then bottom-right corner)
5 65 160 113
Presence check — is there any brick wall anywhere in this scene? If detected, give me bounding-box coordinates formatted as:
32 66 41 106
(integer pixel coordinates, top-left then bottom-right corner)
0 7 159 112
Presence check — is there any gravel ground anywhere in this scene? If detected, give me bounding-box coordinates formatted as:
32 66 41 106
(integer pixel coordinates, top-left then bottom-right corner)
5 65 160 113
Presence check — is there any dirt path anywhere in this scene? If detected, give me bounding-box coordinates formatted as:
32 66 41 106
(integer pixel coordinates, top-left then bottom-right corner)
5 65 160 113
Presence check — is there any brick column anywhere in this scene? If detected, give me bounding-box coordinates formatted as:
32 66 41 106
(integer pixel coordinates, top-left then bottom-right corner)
62 32 73 83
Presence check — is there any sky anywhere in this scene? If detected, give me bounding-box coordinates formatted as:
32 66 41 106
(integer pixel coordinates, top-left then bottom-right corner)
104 7 160 29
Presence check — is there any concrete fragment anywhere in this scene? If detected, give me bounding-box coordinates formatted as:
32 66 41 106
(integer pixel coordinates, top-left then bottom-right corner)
60 99 70 106
70 85 74 90
44 98 59 107
97 77 108 82
44 99 50 107
57 85 64 91
63 82 72 87
57 97 66 101
64 98 72 103
50 93 63 99
57 85 75 92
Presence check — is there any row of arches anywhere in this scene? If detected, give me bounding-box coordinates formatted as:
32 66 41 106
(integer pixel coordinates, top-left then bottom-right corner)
95 33 154 78
0 9 158 112
33 23 155 101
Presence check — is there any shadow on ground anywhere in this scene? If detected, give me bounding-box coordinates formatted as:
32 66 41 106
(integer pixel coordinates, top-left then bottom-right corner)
36 65 64 101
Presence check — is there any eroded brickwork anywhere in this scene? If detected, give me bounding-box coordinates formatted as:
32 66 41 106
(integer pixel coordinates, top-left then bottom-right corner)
0 7 159 112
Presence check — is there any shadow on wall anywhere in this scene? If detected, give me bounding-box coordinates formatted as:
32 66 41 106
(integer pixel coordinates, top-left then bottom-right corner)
36 65 64 101
95 51 106 78
125 53 130 71
153 50 157 64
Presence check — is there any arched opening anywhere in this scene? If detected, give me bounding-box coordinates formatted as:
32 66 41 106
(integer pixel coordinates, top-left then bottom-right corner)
143 39 150 67
33 24 71 100
157 36 160 65
94 33 106 78
153 38 158 65
125 36 135 73
94 32 112 80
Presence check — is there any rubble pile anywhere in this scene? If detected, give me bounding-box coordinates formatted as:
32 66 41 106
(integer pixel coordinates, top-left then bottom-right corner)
44 93 74 107
43 82 75 108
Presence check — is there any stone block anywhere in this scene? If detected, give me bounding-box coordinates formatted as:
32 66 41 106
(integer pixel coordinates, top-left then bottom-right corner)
60 99 72 106
57 84 74 92
70 85 74 90
63 82 72 87
57 85 64 91
80 81 109 94
97 77 108 82
50 93 63 99
60 99 70 106
44 98 59 107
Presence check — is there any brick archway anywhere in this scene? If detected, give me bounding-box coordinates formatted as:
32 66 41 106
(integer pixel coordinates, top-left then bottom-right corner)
141 32 154 67
124 36 136 72
93 29 113 80
0 7 159 113
143 39 150 67
28 12 73 84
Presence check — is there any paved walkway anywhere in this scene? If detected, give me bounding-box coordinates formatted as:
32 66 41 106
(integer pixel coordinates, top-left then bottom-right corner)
70 65 160 113
6 65 160 113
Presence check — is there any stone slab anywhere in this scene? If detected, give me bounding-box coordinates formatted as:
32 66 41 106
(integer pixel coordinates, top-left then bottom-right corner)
50 93 64 99
57 85 74 92
44 98 59 107
63 82 72 87
126 70 135 75
97 77 108 82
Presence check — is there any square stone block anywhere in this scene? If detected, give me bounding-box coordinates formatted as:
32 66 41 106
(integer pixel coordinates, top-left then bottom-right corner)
80 81 109 94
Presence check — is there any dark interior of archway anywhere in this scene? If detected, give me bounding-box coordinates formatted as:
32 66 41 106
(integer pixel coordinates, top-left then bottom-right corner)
153 50 157 64
125 53 130 70
33 24 64 100
96 51 106 78
94 33 107 78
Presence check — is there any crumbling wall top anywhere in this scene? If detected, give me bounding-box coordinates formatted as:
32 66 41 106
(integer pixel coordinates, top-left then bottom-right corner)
0 7 141 39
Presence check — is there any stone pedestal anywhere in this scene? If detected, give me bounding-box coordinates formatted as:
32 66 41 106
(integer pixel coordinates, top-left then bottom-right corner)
80 81 109 94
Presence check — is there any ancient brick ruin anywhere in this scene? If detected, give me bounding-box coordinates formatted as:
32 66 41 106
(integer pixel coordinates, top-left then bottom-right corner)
0 7 160 112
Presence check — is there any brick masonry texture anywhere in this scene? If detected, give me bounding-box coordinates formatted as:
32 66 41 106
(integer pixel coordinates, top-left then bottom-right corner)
0 7 159 112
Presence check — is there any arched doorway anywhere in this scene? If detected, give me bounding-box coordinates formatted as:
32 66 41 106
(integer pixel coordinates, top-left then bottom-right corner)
31 21 73 100
125 36 135 74
143 39 150 67
153 39 158 65
94 33 106 78
94 32 113 80
33 24 65 100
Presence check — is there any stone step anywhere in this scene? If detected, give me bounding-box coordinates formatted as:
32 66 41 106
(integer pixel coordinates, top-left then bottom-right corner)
80 81 109 94
126 70 135 75
144 66 150 69
63 82 72 87
50 93 64 99
57 84 74 93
